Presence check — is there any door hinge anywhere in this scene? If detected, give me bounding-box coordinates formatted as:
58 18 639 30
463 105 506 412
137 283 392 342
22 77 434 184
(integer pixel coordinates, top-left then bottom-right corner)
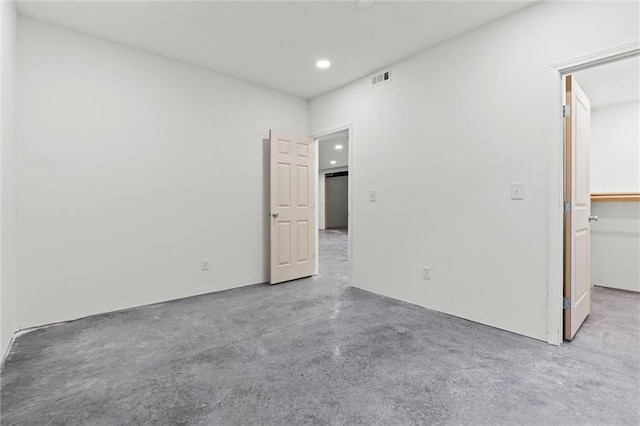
563 105 571 118
563 297 571 310
563 201 571 214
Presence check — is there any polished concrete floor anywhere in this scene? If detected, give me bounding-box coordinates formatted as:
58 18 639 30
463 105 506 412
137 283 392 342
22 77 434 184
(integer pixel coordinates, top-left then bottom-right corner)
1 229 639 425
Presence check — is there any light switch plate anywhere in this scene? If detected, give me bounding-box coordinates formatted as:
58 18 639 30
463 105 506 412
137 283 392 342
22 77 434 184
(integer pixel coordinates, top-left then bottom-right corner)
369 190 377 202
511 182 525 200
423 266 431 280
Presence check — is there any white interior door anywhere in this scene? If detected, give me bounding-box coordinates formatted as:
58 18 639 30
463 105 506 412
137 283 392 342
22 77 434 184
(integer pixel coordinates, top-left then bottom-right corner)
564 75 592 340
269 130 316 284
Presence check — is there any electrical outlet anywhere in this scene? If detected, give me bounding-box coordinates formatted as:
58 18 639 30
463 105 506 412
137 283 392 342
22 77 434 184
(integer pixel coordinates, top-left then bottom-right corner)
369 190 377 202
201 259 209 271
423 266 431 280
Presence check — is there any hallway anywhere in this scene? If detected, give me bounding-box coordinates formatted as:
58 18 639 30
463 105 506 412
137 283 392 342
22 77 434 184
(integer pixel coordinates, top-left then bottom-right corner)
1 229 638 425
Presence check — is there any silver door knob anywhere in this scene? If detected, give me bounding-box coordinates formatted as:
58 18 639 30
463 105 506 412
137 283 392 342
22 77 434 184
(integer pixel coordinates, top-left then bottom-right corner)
272 213 279 218
589 216 598 222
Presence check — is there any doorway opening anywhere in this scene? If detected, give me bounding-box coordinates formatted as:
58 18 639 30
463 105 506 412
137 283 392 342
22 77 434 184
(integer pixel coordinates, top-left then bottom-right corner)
267 126 352 285
557 51 639 343
318 130 349 231
313 126 352 281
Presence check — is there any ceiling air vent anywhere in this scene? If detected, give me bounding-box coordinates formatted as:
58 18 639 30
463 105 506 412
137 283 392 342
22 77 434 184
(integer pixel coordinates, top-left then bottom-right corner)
371 70 391 87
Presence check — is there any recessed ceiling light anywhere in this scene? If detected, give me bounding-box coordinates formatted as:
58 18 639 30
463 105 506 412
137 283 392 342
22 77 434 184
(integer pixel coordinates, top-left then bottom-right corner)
335 144 343 150
316 60 331 69
330 160 337 165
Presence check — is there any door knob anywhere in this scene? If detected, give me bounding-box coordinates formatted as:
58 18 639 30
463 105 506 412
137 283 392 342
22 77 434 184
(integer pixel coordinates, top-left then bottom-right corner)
589 216 598 222
272 213 280 218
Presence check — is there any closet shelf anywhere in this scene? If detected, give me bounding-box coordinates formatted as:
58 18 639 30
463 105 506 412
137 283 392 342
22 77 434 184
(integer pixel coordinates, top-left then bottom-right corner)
591 193 640 202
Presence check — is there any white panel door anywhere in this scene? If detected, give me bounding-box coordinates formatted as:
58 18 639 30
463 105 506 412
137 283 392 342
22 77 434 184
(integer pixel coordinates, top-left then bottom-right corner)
564 75 592 340
269 130 316 284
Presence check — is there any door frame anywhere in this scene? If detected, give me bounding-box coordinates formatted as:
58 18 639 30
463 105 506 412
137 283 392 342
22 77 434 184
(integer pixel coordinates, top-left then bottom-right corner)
547 41 640 345
312 123 353 281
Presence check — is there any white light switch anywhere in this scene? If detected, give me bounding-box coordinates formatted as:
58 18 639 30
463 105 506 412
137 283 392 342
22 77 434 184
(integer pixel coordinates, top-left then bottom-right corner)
369 190 377 202
423 266 431 280
511 182 525 200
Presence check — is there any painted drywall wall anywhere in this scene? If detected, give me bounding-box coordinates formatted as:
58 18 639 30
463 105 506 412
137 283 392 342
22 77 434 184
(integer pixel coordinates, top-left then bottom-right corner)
318 166 347 230
309 2 639 341
1 0 18 359
326 175 348 228
590 101 640 292
0 1 17 357
591 101 639 193
591 203 639 292
16 18 308 328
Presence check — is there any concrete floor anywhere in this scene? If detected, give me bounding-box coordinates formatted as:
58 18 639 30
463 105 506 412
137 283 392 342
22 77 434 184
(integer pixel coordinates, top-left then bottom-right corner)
1 229 639 425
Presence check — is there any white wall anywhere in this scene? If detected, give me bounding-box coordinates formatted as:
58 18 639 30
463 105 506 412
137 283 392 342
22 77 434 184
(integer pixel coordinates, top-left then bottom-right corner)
590 101 640 292
591 203 639 292
309 2 639 341
1 0 18 359
591 101 639 193
16 18 308 329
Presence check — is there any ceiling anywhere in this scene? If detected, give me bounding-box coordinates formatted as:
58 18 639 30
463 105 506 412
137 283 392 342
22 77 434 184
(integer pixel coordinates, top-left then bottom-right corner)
15 1 536 99
319 131 348 171
572 55 640 109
